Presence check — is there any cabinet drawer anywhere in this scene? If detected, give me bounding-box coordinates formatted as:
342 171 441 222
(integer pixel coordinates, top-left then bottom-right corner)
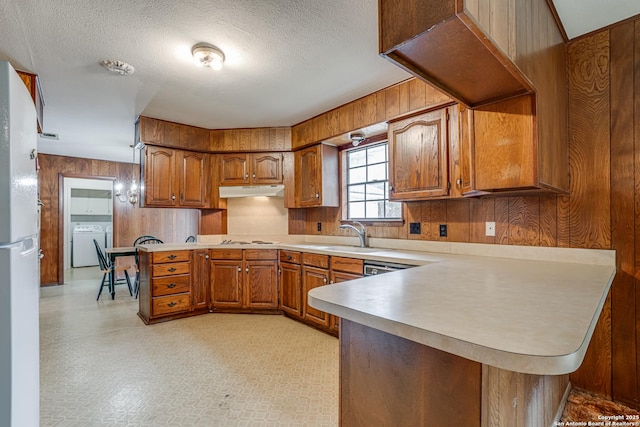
245 249 277 260
152 275 190 297
279 250 301 264
302 252 329 269
210 249 243 260
153 250 190 263
330 257 363 275
152 262 190 277
152 294 190 317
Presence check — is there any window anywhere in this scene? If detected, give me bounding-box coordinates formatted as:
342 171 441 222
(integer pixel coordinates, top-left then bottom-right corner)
345 142 402 220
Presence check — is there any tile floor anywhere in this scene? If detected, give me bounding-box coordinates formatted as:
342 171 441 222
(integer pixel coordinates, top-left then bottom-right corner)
40 268 339 426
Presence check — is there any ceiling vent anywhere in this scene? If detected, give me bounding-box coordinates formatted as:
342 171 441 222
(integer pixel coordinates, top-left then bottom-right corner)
99 60 135 76
39 132 59 140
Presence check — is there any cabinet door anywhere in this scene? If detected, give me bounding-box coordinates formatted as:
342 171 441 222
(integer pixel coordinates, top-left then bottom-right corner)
191 250 210 311
144 146 176 206
178 150 207 207
210 260 243 309
251 153 283 184
279 262 302 317
245 260 278 309
388 108 449 200
295 145 321 206
329 271 363 332
220 154 249 185
302 265 330 328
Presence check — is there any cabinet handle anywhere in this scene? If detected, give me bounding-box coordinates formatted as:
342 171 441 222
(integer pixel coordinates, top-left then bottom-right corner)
168 254 177 260
237 267 241 272
456 178 463 185
315 193 320 199
168 267 176 272
287 255 292 260
167 283 176 288
253 173 256 178
245 173 249 179
389 185 394 191
168 302 177 307
245 267 249 273
171 194 176 201
323 278 327 284
205 254 209 259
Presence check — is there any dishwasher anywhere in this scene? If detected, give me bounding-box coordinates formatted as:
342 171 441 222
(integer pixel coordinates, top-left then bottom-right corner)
363 260 417 276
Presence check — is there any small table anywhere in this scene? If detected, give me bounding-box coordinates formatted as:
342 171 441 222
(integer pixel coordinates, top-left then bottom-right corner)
104 246 136 299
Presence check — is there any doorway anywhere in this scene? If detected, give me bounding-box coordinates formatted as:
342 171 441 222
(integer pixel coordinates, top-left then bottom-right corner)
62 177 113 278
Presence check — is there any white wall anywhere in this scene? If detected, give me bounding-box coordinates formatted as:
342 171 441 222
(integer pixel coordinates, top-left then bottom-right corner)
226 197 288 238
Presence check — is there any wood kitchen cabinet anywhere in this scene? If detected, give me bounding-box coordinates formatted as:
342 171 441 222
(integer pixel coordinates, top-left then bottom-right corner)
328 257 364 333
219 152 284 186
191 249 210 312
142 145 208 208
16 70 44 133
294 143 339 207
138 250 192 324
388 107 451 200
279 250 302 318
210 249 244 309
210 249 279 312
302 253 331 328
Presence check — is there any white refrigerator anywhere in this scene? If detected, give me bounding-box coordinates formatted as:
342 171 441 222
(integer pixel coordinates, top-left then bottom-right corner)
0 60 40 427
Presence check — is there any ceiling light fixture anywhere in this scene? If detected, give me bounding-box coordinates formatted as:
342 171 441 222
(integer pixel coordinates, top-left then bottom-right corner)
350 132 366 147
192 43 225 70
99 60 135 76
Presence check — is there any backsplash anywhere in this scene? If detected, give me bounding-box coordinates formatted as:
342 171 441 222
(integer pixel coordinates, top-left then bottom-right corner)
227 197 288 236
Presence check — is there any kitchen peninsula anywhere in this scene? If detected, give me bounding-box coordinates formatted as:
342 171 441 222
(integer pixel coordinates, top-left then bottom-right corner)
136 239 614 426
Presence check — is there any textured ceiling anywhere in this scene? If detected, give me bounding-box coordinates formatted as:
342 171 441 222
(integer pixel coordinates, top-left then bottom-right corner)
1 1 639 163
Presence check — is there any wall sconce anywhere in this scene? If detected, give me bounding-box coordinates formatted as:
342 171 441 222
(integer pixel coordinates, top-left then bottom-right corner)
115 180 140 205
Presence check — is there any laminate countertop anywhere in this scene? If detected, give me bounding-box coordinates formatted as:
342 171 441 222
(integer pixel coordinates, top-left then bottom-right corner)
138 240 615 375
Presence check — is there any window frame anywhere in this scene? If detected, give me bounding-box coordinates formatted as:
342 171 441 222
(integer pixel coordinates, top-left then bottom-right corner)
340 140 404 223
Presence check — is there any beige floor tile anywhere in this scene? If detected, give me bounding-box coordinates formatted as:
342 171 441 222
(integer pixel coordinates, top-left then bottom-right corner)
40 267 339 426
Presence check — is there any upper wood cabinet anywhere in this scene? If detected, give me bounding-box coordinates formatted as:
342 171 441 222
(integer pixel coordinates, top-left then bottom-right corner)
219 152 284 186
379 0 532 107
294 144 339 207
16 70 44 133
378 0 568 194
388 108 450 200
142 145 208 208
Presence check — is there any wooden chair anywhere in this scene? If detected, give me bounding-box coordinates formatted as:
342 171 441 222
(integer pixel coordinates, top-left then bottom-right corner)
94 239 132 300
133 237 164 299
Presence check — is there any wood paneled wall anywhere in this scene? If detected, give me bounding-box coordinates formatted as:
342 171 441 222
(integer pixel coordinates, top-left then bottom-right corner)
290 17 640 408
38 154 199 286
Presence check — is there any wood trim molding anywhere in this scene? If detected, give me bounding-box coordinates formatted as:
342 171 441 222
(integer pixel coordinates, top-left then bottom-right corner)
545 0 569 42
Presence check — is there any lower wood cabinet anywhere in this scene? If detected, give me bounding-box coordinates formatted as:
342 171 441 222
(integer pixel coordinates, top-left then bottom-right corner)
210 249 279 312
280 260 302 317
138 249 193 324
191 249 210 311
328 257 364 333
302 265 330 328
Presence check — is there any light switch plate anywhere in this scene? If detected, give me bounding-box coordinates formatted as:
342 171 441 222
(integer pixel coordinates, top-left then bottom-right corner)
485 221 496 237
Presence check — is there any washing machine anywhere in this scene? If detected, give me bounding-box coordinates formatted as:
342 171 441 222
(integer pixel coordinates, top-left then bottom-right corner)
72 225 105 267
105 225 113 249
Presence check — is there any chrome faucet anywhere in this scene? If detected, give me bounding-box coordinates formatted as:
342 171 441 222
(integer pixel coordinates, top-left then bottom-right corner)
340 221 368 248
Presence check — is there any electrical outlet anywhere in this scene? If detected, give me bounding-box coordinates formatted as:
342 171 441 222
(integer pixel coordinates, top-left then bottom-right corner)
409 222 421 234
485 221 496 237
439 224 447 237
317 222 322 232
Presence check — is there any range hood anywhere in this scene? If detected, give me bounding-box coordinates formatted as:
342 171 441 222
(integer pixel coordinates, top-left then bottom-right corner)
219 184 285 198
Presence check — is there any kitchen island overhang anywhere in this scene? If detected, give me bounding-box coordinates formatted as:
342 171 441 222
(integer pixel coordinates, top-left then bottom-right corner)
308 246 615 427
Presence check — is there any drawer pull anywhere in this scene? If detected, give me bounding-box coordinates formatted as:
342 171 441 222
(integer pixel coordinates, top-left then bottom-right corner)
168 255 177 260
167 283 176 288
168 302 177 307
287 255 292 260
168 267 177 272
